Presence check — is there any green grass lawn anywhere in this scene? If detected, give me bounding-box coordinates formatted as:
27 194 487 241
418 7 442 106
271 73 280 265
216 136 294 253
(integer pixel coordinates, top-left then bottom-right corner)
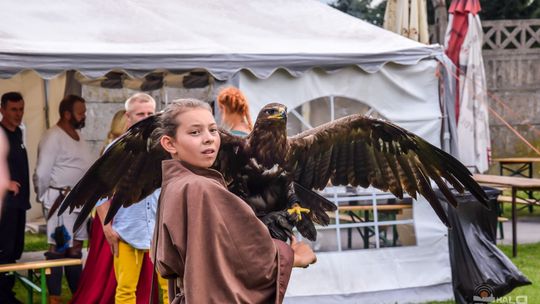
497 242 538 301
23 231 89 252
14 277 73 304
23 232 49 252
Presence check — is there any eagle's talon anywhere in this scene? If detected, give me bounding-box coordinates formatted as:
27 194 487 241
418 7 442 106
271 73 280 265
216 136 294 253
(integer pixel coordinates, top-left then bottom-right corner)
287 203 310 221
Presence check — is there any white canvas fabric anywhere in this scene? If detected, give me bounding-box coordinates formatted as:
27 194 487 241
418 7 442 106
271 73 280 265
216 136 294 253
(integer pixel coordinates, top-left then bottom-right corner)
0 0 442 80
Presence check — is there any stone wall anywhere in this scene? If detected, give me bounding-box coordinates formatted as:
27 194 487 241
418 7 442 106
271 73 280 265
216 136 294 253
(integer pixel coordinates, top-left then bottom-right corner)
481 19 540 173
81 85 214 159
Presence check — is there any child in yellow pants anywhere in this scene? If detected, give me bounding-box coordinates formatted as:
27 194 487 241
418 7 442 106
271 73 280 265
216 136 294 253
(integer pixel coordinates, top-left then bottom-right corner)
114 240 169 304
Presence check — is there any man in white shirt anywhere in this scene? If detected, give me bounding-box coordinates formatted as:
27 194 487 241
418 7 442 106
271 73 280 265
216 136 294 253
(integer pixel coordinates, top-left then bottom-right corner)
34 94 93 304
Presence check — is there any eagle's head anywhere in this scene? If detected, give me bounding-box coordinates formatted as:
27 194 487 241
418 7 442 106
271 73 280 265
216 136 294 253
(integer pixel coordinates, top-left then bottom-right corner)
250 103 288 166
255 103 287 127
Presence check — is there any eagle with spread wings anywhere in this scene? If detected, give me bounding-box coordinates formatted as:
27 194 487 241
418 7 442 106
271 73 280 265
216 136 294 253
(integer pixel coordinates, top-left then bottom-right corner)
58 102 488 242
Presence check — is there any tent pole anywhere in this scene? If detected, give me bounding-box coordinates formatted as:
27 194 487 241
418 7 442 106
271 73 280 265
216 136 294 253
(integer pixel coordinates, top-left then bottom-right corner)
43 78 50 129
329 95 335 121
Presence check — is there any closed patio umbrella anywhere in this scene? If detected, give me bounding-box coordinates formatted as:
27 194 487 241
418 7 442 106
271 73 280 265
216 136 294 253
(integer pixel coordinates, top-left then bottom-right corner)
383 0 429 43
445 0 491 173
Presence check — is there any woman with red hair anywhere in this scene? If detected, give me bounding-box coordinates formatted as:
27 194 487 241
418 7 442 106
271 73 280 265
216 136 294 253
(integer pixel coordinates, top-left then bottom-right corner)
217 87 253 137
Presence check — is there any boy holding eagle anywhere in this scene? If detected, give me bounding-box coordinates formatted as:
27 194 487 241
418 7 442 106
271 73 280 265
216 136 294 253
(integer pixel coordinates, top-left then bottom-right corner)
59 97 487 303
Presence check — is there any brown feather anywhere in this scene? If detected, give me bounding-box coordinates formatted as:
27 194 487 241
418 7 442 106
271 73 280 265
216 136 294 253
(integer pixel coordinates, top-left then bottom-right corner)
396 154 419 200
369 138 390 191
353 140 371 188
383 149 404 198
412 162 451 227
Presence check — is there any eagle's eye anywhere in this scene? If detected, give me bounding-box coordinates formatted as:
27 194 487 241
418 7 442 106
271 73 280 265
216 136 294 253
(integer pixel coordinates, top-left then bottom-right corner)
265 109 277 115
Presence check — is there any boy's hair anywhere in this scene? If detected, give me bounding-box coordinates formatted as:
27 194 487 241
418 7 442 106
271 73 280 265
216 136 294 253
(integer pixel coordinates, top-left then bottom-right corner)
58 94 85 117
1 92 23 108
125 93 156 112
153 98 212 145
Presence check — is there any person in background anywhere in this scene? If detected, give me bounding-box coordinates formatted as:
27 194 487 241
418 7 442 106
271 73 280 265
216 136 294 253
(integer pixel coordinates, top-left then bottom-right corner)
70 107 158 304
33 94 93 304
216 87 253 136
100 109 127 154
0 92 30 304
96 93 168 304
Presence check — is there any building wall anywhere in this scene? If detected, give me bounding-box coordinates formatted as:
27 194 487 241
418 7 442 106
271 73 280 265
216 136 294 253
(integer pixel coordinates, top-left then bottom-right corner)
481 19 540 173
81 85 214 159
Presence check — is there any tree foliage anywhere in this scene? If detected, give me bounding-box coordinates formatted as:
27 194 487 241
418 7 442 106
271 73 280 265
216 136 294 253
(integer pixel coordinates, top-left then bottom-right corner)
330 0 540 25
479 0 540 20
330 0 387 25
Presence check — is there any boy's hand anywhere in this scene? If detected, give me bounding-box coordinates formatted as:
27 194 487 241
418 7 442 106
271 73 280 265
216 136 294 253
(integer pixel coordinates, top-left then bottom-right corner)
291 236 317 268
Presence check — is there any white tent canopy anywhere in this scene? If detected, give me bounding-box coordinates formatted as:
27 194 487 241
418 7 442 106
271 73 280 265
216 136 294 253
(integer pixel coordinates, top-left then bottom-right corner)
0 0 457 302
0 0 444 80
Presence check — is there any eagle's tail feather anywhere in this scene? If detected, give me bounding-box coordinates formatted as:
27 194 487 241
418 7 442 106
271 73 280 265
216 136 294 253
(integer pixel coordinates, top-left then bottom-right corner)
294 182 337 226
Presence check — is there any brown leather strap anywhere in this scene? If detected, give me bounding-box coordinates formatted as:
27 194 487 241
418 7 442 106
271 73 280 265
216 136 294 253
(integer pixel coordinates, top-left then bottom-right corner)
46 186 71 220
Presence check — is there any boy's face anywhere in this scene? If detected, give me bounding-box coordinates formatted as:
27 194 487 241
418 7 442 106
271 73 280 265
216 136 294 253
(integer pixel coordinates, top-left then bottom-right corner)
167 108 220 168
126 101 155 128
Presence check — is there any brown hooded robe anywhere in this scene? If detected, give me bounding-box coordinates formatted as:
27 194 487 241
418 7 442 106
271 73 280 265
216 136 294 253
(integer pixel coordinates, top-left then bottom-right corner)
152 159 294 304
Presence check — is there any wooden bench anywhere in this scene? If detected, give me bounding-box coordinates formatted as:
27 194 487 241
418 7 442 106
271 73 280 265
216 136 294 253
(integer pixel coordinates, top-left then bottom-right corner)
337 204 412 213
327 204 412 223
497 195 540 206
327 204 413 248
0 258 82 304
496 195 538 240
328 212 356 223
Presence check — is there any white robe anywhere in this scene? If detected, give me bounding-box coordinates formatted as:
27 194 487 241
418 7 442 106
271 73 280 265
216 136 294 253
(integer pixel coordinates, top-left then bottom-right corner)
33 125 93 210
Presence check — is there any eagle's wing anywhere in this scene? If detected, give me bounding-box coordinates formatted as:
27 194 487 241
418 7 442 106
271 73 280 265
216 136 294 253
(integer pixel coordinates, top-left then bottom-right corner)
58 114 169 232
286 114 488 227
211 129 248 181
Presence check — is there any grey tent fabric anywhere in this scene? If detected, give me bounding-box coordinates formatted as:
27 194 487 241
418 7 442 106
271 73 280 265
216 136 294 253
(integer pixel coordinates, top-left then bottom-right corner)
0 50 442 80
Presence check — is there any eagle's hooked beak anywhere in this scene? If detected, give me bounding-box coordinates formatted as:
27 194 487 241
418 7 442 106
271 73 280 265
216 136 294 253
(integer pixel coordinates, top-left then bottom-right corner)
268 107 287 120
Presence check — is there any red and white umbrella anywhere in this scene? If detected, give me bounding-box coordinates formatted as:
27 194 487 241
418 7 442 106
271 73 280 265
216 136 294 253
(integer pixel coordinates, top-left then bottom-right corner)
445 0 491 173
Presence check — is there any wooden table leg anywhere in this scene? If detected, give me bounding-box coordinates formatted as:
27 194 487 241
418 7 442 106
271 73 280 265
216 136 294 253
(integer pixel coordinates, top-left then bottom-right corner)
512 187 517 257
527 163 535 213
363 210 370 248
346 211 353 249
